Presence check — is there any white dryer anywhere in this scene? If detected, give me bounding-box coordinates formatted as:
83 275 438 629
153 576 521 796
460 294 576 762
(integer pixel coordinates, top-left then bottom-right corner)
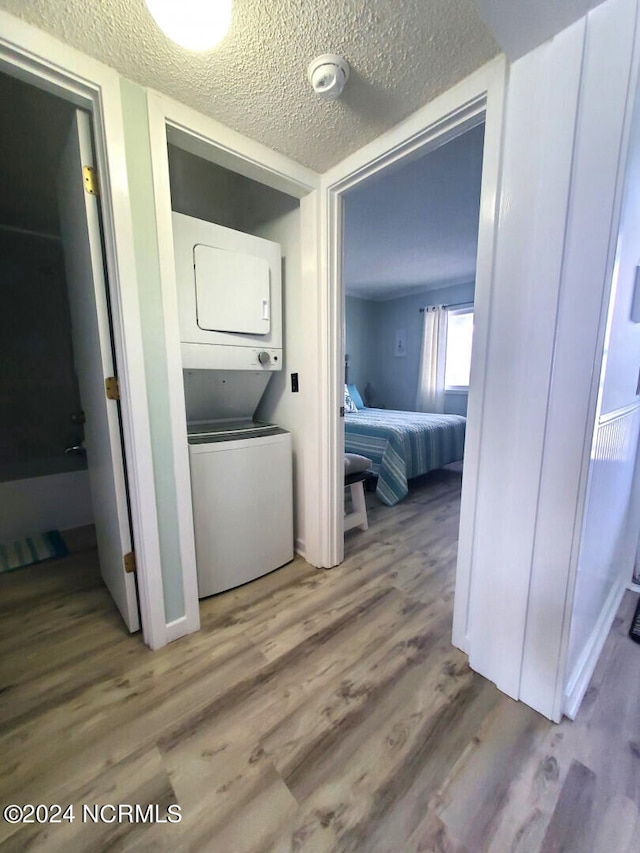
172 211 282 371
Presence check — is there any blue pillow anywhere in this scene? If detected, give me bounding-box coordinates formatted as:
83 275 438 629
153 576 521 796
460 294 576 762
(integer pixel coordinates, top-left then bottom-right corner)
344 386 358 413
347 384 364 409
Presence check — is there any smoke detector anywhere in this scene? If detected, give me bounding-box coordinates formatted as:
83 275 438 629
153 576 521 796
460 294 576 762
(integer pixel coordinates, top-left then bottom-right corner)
307 54 350 101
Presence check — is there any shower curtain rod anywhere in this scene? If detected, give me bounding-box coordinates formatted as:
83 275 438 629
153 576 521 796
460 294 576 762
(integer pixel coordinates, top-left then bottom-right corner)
419 300 473 312
0 223 61 241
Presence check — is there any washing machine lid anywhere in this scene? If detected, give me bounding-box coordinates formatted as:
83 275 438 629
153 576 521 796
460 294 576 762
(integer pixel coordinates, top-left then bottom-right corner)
187 419 282 444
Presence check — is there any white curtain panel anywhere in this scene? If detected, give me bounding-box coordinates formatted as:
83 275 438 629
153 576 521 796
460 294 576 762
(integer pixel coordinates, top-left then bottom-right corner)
416 306 448 413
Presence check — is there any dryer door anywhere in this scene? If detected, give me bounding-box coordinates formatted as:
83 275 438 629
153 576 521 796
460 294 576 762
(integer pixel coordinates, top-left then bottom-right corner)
194 244 270 335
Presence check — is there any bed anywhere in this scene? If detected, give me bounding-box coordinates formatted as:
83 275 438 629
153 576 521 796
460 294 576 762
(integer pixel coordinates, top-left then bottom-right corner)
344 407 466 506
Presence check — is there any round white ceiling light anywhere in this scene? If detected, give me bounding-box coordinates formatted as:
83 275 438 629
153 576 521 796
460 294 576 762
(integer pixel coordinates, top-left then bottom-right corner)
144 0 233 51
307 55 350 101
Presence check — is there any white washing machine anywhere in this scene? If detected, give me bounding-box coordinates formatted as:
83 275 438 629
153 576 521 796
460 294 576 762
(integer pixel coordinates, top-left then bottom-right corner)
188 421 294 597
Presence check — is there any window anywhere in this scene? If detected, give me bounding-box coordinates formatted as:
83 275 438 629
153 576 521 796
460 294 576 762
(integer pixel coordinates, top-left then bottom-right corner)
445 306 474 390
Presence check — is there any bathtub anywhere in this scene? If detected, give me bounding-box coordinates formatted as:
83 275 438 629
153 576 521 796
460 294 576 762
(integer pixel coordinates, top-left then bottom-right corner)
0 455 93 540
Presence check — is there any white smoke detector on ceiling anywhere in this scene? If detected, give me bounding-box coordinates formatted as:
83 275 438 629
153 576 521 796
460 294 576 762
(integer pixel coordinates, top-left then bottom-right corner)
307 55 350 101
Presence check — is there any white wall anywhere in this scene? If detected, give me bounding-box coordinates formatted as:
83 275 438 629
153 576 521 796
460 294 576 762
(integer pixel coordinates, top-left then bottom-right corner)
466 17 584 706
465 0 640 720
1 470 93 540
254 207 307 555
600 74 640 416
564 55 640 716
523 0 640 720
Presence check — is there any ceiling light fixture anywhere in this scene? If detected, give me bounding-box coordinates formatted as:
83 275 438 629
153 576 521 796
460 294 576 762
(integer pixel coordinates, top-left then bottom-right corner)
307 55 350 101
145 0 233 51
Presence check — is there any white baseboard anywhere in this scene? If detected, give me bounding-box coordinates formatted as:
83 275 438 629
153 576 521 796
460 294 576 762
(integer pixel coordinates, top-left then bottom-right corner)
563 580 626 719
295 537 306 560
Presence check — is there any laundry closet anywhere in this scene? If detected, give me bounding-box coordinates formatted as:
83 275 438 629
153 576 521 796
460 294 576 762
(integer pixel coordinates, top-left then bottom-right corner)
167 144 301 596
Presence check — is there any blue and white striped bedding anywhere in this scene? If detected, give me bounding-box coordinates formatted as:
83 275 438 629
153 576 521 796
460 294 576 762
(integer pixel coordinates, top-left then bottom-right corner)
345 408 466 506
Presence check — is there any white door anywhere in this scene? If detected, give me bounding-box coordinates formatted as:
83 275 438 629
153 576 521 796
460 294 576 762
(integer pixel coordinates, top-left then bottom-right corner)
56 110 140 632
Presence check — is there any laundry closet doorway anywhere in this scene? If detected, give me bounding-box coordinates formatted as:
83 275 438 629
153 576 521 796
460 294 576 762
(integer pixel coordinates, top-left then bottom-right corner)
146 94 322 637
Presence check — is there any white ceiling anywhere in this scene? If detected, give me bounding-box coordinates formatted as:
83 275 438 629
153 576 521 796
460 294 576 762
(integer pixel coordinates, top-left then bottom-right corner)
0 0 500 173
0 1 611 173
0 1 612 368
343 122 485 301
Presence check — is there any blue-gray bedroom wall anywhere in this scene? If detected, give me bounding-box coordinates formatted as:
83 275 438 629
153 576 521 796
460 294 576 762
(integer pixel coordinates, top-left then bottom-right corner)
346 280 475 414
345 296 379 395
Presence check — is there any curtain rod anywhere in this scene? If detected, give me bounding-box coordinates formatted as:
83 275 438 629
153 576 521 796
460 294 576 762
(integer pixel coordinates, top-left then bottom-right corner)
0 223 61 241
419 300 473 312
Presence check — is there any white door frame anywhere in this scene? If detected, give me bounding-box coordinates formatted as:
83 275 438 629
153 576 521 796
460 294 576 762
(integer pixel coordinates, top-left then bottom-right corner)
0 11 166 648
319 57 508 649
146 90 321 639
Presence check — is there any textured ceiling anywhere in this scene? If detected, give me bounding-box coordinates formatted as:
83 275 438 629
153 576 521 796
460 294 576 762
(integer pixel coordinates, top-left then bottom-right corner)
0 0 499 172
343 123 485 300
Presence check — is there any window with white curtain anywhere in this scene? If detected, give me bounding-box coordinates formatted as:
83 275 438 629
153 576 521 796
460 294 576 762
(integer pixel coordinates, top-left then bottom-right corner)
444 305 474 390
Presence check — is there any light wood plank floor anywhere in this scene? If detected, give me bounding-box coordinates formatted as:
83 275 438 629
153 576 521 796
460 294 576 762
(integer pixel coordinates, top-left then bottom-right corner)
1 468 639 852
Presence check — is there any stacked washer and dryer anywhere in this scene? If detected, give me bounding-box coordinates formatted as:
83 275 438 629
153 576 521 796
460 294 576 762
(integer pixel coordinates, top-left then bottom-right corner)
172 211 293 597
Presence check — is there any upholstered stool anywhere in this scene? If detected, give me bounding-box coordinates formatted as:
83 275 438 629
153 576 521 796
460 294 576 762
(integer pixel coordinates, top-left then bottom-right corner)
344 453 372 532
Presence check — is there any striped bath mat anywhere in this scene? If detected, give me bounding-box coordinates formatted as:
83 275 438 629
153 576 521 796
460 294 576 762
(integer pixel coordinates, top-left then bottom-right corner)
0 531 68 573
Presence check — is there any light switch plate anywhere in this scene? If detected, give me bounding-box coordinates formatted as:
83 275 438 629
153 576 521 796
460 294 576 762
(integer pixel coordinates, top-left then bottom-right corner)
631 266 640 322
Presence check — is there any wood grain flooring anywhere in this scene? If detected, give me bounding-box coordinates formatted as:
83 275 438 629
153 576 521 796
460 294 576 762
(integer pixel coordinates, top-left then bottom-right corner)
1 466 639 852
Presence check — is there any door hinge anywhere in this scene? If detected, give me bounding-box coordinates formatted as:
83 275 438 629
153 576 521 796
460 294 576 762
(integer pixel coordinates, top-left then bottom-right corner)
340 406 345 418
105 376 120 401
83 165 100 196
124 551 136 574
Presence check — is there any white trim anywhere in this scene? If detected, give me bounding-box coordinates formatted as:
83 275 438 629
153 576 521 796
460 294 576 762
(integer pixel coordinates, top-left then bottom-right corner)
454 61 508 655
154 90 318 198
316 176 344 566
599 399 640 425
298 189 325 564
146 94 200 640
320 56 508 611
164 616 192 644
0 10 166 649
146 90 321 636
563 579 626 719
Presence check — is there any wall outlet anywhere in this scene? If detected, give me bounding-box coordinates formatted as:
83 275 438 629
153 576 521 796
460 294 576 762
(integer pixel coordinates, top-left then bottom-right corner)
291 372 299 393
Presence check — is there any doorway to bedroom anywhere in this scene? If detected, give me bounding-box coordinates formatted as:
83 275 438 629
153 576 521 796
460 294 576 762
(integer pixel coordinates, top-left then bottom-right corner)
341 121 485 565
